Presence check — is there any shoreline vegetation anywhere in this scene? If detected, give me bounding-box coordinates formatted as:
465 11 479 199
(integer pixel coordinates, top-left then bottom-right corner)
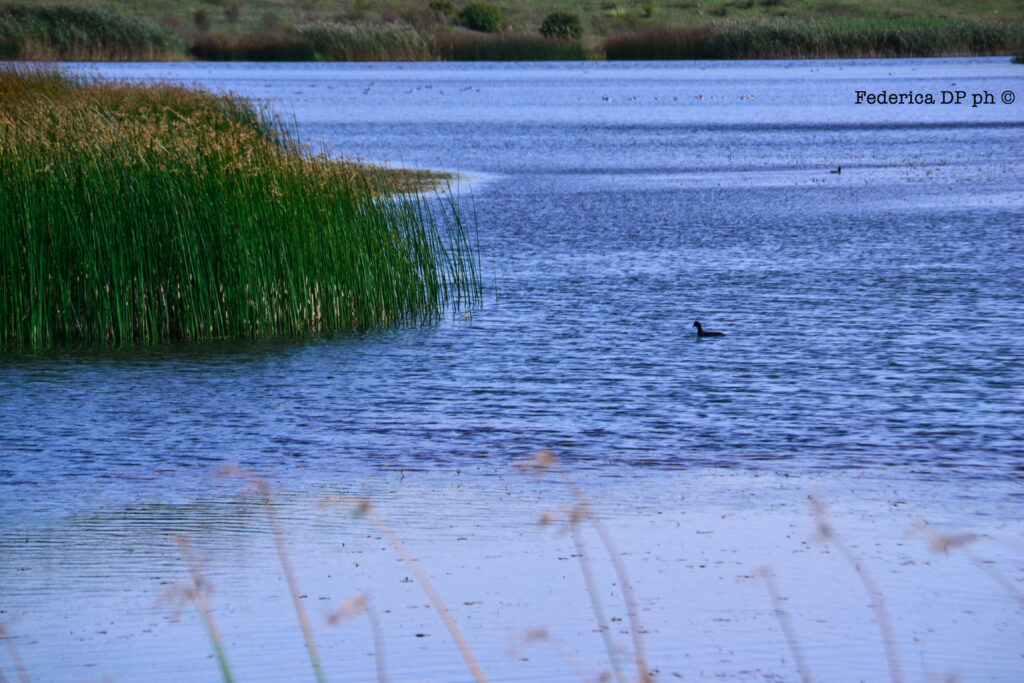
0 3 1022 62
0 64 481 349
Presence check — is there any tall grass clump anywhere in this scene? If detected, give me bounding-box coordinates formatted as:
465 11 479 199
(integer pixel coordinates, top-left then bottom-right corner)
604 18 1024 60
189 32 316 61
0 65 481 350
433 32 587 61
0 4 182 60
298 22 430 61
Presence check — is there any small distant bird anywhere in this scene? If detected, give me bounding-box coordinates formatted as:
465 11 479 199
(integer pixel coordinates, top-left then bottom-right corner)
830 166 842 174
693 321 725 337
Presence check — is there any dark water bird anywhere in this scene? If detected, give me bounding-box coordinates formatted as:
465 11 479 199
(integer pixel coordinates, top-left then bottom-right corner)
830 166 842 174
693 321 725 337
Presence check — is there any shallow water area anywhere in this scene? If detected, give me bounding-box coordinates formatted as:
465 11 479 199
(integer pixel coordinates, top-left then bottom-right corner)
2 58 1023 681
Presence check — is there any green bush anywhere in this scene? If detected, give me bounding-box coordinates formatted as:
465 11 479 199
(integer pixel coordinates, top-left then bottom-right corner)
539 12 583 39
457 2 505 33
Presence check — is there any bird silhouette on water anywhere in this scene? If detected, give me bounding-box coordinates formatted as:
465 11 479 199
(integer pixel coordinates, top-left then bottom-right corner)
693 321 725 338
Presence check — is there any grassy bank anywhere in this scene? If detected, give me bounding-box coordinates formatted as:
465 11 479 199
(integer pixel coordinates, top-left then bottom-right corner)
0 66 481 350
605 18 1024 60
0 4 181 60
1 1 1022 61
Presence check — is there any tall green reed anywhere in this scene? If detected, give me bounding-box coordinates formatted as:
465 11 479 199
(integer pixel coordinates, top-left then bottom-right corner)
0 65 481 350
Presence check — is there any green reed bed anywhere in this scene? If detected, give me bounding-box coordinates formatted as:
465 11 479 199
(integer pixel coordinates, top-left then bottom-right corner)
0 5 181 60
604 18 1024 60
0 66 480 350
433 32 588 61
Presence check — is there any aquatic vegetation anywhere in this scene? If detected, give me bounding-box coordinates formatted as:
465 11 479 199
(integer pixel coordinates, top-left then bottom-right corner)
0 5 181 60
0 65 481 350
604 18 1024 59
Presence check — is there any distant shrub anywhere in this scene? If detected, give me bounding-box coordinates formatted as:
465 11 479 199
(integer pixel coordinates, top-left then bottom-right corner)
260 10 284 32
193 8 211 33
224 4 241 24
540 12 583 39
0 5 182 60
190 32 316 61
298 22 430 60
428 0 457 22
457 2 505 33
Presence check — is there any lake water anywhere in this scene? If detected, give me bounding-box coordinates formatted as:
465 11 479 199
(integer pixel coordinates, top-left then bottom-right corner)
1 59 1022 682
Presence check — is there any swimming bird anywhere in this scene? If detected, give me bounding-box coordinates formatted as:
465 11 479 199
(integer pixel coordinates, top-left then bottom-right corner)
693 321 724 337
830 166 842 174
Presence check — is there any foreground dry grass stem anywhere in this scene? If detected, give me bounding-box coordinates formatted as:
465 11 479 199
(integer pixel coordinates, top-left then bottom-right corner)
167 537 236 683
754 566 812 683
0 623 31 683
519 449 653 683
327 593 388 683
324 495 488 683
810 496 903 683
512 628 592 682
219 465 326 683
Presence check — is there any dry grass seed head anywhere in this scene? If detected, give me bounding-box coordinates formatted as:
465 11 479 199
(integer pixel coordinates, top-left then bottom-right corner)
327 593 368 625
516 448 558 477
